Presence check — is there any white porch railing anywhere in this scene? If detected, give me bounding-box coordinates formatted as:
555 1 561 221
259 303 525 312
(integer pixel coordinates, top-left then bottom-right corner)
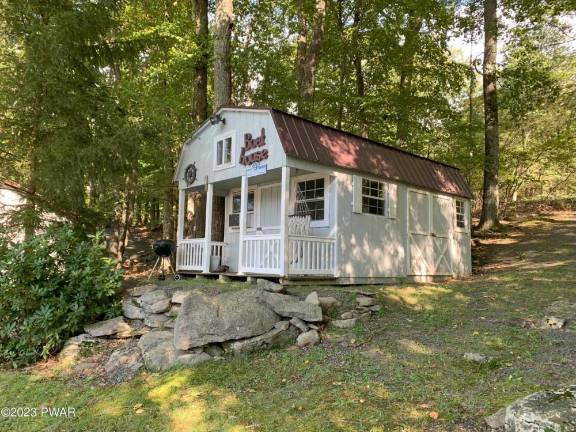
177 239 225 272
240 235 282 275
288 236 336 276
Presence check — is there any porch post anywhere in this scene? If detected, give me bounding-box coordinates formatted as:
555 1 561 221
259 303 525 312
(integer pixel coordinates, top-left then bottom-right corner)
280 166 290 276
237 175 248 274
176 188 185 271
202 183 214 273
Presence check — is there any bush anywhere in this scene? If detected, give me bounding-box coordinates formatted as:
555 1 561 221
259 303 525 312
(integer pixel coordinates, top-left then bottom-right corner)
0 225 122 367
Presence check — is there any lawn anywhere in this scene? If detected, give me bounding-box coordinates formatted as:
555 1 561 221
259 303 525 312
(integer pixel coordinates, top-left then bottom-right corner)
1 212 575 432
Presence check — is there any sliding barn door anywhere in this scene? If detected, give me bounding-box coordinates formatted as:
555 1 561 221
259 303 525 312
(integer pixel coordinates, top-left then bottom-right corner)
408 190 453 276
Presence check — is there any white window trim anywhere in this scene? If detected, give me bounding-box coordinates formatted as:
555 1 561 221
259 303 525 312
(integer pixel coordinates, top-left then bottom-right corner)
361 178 390 217
291 173 330 228
213 131 236 171
454 198 468 233
227 187 257 233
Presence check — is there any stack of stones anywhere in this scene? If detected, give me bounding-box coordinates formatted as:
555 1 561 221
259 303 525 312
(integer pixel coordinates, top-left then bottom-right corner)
330 291 381 329
70 279 345 384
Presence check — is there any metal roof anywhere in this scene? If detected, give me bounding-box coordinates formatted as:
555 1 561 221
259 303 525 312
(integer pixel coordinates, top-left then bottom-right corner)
269 108 473 199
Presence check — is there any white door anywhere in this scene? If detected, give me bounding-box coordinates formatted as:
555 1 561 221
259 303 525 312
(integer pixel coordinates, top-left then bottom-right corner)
408 190 452 276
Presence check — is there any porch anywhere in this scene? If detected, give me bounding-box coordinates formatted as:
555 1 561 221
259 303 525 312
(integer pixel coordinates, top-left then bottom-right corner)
175 166 337 278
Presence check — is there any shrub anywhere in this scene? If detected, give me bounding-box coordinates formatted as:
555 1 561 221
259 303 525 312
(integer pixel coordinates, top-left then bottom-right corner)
0 225 122 367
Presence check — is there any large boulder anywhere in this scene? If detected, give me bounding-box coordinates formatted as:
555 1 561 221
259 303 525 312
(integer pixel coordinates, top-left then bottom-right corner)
505 386 576 431
256 278 285 293
138 290 171 314
105 344 143 384
122 298 145 320
257 290 323 322
85 317 133 338
137 331 176 371
223 321 298 355
129 284 158 297
174 289 280 350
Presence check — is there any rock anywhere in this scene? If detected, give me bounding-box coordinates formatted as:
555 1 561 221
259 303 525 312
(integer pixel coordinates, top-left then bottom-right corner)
331 318 357 329
355 290 375 297
463 352 493 363
129 284 157 297
318 297 340 312
105 344 143 384
122 299 145 320
505 386 576 431
290 317 308 332
308 324 319 330
369 305 382 312
357 312 371 321
138 331 176 371
224 325 298 355
542 316 566 329
256 278 285 293
59 334 98 365
274 320 290 331
257 290 323 322
204 344 224 357
85 317 132 338
356 296 376 307
340 311 356 320
485 408 506 429
144 314 171 328
138 290 171 314
165 305 181 317
296 330 320 347
171 290 190 304
305 291 320 305
174 289 280 350
164 319 176 329
175 352 211 366
138 330 174 352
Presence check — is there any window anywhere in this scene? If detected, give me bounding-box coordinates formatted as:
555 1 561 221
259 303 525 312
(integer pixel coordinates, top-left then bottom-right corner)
456 199 466 228
362 178 387 216
229 191 255 229
294 177 325 222
215 135 233 168
232 191 255 214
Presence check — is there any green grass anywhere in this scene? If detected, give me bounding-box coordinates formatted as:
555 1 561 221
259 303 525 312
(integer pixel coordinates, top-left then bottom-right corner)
1 214 575 431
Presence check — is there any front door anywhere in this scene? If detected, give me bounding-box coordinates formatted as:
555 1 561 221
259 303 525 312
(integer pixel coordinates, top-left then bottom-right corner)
408 190 452 276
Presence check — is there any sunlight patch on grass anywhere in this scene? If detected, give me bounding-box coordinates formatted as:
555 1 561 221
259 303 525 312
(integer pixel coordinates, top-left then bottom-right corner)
398 339 435 355
383 286 453 311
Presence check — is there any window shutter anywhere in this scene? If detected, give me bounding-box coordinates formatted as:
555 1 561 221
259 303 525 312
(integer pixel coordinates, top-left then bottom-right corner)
353 175 362 213
388 183 398 218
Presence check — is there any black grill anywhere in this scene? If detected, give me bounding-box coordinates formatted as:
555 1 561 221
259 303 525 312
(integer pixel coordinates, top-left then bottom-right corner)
153 240 175 257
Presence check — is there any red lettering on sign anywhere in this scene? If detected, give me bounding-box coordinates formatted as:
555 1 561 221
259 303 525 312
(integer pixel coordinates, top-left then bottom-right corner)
239 128 269 165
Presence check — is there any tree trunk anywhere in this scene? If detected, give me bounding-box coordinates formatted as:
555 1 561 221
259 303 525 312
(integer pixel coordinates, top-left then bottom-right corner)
295 0 327 118
396 11 422 148
353 1 368 138
192 0 209 123
213 0 233 110
478 0 500 230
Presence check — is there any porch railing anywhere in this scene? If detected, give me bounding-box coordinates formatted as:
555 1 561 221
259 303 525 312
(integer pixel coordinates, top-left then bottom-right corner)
288 235 335 276
240 234 282 275
177 239 225 272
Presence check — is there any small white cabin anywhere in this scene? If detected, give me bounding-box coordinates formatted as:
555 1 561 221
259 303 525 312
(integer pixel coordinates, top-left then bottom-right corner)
174 106 472 284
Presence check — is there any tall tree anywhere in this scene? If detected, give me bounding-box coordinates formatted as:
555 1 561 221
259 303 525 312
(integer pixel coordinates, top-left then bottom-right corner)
396 10 423 147
478 0 500 230
214 0 234 110
295 0 327 118
192 0 209 123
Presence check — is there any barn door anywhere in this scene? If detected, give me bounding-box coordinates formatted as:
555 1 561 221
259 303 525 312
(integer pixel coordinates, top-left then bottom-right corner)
430 195 452 275
408 190 453 276
408 190 433 275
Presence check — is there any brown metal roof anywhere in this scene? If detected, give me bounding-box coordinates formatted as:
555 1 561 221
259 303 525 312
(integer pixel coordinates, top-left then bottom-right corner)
268 108 473 199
